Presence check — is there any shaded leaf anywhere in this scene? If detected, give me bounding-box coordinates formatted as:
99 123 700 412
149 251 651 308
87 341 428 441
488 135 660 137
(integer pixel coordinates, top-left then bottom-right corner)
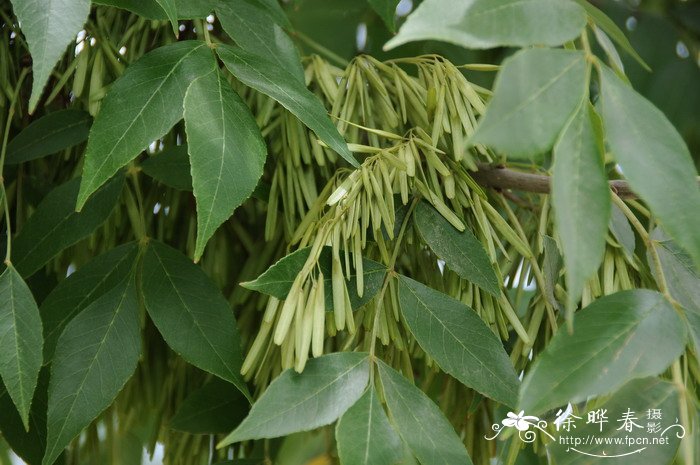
414 201 500 296
13 176 123 278
241 246 386 312
216 44 358 167
44 278 140 465
184 69 267 261
140 240 249 399
599 64 700 269
368 0 399 32
77 41 215 209
385 0 586 50
377 360 473 465
154 0 178 36
171 378 249 434
40 242 139 362
609 203 635 258
519 290 686 415
93 0 215 19
217 0 304 83
219 353 370 445
470 49 588 159
9 0 91 112
573 0 649 70
552 103 610 314
336 387 403 465
0 369 57 465
398 275 519 407
0 265 43 429
548 378 682 465
649 228 700 352
6 110 92 164
140 145 192 191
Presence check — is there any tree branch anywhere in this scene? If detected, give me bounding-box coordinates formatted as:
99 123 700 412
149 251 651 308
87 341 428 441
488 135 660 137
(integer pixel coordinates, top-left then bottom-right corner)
472 163 640 199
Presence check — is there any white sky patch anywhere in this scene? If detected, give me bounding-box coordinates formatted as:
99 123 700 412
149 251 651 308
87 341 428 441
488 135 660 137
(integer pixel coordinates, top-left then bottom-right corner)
66 263 77 277
356 22 368 51
504 259 536 291
396 0 413 17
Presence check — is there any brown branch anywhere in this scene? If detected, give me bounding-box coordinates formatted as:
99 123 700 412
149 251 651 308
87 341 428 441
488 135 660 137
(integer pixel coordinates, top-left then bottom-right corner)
471 163 639 199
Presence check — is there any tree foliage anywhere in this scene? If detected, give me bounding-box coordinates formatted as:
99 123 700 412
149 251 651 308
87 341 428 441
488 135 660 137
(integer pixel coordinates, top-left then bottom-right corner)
0 0 698 464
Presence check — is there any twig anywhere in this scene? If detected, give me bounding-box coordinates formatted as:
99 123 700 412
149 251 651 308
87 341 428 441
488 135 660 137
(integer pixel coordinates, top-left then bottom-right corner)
470 162 695 200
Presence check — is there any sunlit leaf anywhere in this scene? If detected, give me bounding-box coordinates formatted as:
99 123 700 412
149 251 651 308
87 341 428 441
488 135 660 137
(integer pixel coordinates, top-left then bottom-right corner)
599 65 700 269
553 103 610 314
519 290 686 415
470 49 587 159
385 0 586 50
218 353 370 446
9 0 91 112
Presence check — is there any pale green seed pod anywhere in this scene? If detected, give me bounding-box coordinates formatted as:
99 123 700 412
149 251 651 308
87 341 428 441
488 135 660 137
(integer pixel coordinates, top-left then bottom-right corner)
332 255 347 331
312 273 326 357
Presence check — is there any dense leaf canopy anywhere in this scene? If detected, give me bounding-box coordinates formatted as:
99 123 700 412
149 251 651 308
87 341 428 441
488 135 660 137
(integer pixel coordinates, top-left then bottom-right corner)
0 1 698 464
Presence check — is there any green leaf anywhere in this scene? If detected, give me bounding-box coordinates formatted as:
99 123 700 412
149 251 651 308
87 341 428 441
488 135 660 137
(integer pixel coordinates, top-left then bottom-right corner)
0 369 53 465
0 265 43 429
140 145 193 191
44 278 140 465
77 41 215 209
13 176 123 278
368 0 399 32
542 235 562 310
470 49 587 159
336 387 403 465
573 0 650 70
40 242 139 362
184 69 267 261
414 201 500 296
241 247 387 312
552 103 610 314
218 352 370 446
519 290 686 415
216 0 305 83
599 65 700 269
377 360 473 465
154 0 179 36
216 44 358 168
140 240 249 400
385 0 586 51
609 203 635 258
397 275 519 407
171 378 249 434
9 0 91 112
548 377 682 465
6 110 92 164
93 0 215 19
649 228 700 353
